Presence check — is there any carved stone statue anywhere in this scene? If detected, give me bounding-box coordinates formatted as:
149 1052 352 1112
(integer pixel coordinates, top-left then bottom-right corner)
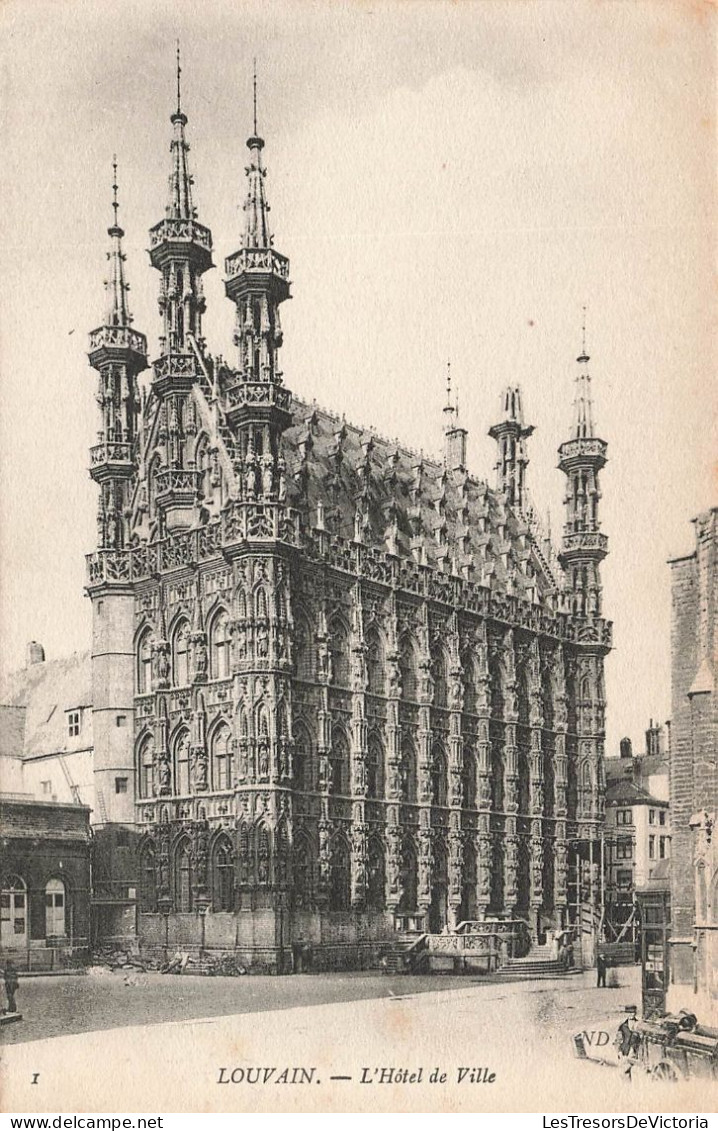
193 635 208 681
157 758 171 795
258 738 270 780
192 747 208 792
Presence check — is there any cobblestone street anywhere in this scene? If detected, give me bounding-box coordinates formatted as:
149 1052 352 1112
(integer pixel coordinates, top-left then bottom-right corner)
1 966 638 1048
6 965 709 1113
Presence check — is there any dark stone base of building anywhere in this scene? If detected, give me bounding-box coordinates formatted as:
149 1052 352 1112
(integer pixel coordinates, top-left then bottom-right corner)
135 908 395 974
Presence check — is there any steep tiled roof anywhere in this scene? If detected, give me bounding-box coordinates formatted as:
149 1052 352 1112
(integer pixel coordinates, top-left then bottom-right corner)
605 778 667 808
0 652 92 759
280 397 559 600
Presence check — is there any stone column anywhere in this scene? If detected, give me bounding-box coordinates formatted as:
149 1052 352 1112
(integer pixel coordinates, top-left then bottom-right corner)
552 644 569 924
315 590 332 909
474 623 493 919
447 611 464 929
385 592 402 918
527 637 545 938
349 581 369 908
416 601 434 922
502 628 519 915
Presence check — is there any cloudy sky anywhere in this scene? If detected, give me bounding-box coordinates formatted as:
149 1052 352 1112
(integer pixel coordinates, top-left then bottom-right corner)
1 0 715 756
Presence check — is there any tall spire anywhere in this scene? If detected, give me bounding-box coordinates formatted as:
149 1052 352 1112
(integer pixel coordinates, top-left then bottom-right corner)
167 42 194 221
149 46 213 356
243 63 273 250
88 158 148 550
558 315 608 617
444 361 468 472
573 306 594 439
443 361 455 426
253 56 258 136
224 68 292 452
105 157 131 328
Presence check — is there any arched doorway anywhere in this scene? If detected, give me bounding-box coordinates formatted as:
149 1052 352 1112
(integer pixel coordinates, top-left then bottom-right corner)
174 838 193 912
461 840 478 923
367 839 386 911
45 878 67 939
1 876 27 948
429 841 448 933
399 838 417 915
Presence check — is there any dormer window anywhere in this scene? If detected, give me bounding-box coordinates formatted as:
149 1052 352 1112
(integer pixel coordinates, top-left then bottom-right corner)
68 710 81 737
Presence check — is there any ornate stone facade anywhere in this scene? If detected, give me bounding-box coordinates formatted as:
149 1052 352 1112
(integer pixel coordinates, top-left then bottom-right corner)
86 76 611 968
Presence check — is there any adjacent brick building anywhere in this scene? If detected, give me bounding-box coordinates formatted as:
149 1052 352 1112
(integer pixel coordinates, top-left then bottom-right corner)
668 507 717 1019
0 651 93 967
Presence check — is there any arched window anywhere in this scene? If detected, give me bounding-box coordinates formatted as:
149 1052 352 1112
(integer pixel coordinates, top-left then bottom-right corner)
139 842 157 912
567 755 578 816
174 730 191 796
518 747 531 814
432 646 449 708
431 744 448 807
137 631 153 695
329 837 351 911
329 728 350 796
400 739 418 804
399 636 419 701
211 724 232 791
462 651 480 715
366 628 385 696
399 838 418 914
462 746 477 809
329 616 350 687
294 724 312 791
236 588 248 622
237 823 251 885
0 875 27 948
172 619 190 687
367 735 385 800
492 746 504 811
256 825 271 885
174 838 193 912
256 587 268 621
138 734 155 799
367 839 386 911
294 614 314 681
580 760 592 815
210 610 230 679
293 836 313 909
212 835 234 911
196 435 212 499
45 878 66 938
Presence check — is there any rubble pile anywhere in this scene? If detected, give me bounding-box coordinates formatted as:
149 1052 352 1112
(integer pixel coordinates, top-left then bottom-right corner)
87 947 248 977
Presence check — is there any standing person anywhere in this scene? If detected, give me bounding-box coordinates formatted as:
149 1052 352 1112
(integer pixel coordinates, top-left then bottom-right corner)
565 935 575 970
3 960 19 1014
596 952 607 988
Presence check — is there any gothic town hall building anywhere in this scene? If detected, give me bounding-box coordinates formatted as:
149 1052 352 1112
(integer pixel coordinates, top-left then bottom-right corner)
86 80 611 970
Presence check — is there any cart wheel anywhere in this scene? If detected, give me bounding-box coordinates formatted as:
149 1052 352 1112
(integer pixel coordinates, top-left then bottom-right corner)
651 1061 679 1083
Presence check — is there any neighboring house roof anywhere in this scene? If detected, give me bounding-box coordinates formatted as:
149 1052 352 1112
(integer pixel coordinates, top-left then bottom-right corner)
0 652 92 759
605 778 668 808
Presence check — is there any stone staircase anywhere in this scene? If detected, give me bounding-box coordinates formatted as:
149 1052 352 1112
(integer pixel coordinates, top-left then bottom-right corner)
497 943 580 980
382 935 429 975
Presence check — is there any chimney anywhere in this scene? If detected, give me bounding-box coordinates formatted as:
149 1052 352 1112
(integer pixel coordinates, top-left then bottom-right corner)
26 641 45 666
645 719 661 758
619 736 633 760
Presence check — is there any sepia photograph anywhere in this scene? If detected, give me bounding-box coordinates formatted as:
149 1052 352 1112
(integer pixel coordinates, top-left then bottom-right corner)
0 0 716 1115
